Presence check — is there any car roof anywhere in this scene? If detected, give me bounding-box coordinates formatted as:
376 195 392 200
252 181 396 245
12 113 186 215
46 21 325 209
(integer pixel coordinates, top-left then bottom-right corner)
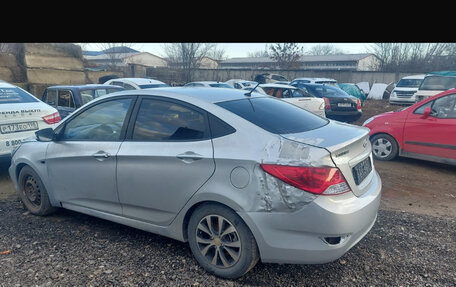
108 78 166 84
401 74 426 80
260 83 297 89
94 87 266 104
189 81 223 84
46 84 124 90
426 71 456 77
0 82 17 88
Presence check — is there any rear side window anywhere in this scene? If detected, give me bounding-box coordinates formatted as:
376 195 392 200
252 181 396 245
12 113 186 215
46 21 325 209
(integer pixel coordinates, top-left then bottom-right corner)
132 99 208 141
217 97 328 134
0 87 38 104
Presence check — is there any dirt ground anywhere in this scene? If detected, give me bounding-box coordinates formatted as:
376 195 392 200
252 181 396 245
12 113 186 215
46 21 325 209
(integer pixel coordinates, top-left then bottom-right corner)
1 99 455 218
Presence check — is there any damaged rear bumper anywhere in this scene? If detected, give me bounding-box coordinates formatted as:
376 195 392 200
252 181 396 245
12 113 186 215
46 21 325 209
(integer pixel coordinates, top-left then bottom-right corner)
238 170 381 264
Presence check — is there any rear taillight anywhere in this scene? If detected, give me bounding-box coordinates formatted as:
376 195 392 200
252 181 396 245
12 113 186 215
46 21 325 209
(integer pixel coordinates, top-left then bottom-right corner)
42 112 61 124
356 98 362 111
260 164 351 196
323 97 331 110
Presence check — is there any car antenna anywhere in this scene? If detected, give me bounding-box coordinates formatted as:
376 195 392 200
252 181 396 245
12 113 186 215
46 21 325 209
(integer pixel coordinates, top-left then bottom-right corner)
244 82 260 97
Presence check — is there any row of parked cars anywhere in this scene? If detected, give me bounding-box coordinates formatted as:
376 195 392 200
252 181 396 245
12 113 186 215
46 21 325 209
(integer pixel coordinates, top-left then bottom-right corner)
2 71 455 279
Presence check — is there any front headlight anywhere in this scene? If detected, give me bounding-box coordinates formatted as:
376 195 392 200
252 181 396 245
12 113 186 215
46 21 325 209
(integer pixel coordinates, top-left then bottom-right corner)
362 116 375 126
391 91 397 98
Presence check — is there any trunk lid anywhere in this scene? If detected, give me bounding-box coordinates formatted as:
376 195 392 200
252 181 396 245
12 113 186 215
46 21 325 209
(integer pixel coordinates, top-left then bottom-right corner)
281 120 374 197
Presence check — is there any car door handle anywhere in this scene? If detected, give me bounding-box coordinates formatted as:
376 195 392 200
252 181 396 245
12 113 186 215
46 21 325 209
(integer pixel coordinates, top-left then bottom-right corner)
176 152 204 163
92 151 111 159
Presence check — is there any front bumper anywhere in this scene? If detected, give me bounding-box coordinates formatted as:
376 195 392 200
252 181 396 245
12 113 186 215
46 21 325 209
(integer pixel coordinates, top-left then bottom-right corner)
239 170 381 264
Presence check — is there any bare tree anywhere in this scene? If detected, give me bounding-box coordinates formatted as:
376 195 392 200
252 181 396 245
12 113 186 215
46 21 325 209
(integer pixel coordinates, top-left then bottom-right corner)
307 44 345 56
206 45 227 61
368 43 453 72
0 43 16 53
163 43 217 82
268 43 304 69
96 43 139 68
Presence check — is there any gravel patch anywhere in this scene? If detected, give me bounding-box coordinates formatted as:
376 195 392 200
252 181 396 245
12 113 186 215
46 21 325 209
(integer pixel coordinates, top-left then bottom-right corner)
0 201 455 286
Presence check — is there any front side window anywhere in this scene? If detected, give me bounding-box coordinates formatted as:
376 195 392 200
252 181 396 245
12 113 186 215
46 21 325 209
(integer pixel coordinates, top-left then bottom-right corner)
432 94 456 119
58 90 75 108
132 99 207 141
0 87 38 104
62 98 132 141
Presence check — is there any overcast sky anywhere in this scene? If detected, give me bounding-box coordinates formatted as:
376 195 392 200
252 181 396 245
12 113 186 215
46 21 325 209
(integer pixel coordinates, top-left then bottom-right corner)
81 43 372 58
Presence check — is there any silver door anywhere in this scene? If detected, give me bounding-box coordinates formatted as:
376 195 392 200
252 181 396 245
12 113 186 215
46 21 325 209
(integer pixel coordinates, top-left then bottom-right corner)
116 98 215 225
46 98 133 215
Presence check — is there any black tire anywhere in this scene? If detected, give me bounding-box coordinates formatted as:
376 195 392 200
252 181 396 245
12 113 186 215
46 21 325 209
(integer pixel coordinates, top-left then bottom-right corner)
370 133 399 161
187 203 259 279
18 166 57 216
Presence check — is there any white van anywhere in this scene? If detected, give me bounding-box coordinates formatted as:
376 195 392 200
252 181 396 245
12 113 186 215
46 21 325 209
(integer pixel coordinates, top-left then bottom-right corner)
414 71 456 102
290 77 338 87
389 74 425 104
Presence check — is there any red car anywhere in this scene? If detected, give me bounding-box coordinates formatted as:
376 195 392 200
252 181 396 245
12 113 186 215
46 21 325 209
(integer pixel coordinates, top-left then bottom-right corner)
363 89 456 165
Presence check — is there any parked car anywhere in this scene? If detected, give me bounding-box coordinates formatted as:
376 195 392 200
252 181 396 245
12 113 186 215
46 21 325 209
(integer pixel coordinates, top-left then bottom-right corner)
9 87 381 279
225 79 258 89
290 82 362 122
253 73 288 84
338 83 367 105
42 84 124 119
184 81 234 88
260 83 326 117
389 74 425 105
414 71 456 103
104 77 169 90
363 89 456 165
290 77 338 87
0 81 60 157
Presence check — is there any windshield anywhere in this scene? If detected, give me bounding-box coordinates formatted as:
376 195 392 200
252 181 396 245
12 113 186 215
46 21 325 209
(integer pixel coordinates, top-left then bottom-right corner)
419 76 456 91
139 84 169 89
0 87 38 104
217 97 328 134
396 78 423 88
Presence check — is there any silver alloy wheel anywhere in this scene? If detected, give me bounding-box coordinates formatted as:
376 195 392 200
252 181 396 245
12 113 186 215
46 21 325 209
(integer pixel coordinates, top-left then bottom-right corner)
372 137 392 159
195 214 242 268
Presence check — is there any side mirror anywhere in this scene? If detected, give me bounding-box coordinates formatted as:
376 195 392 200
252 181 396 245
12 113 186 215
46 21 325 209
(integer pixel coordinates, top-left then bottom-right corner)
421 106 431 119
35 128 55 142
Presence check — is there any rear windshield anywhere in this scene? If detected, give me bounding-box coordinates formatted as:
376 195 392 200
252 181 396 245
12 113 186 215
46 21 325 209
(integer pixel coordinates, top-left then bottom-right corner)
396 78 422 88
305 85 349 98
419 76 456 91
139 84 169 89
209 83 233 88
0 87 38 104
216 97 328 134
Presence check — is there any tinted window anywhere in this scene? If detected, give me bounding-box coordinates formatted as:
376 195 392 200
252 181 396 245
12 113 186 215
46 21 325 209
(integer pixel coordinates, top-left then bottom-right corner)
208 114 236 138
63 98 132 141
124 83 136 90
209 83 233 88
217 97 328 134
132 99 207 141
0 87 38 104
58 90 75 108
414 101 433 115
305 85 348 98
139 84 169 89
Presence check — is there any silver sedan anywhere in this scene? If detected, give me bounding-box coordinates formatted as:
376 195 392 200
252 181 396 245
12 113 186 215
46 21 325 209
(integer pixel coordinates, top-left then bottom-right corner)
9 87 381 279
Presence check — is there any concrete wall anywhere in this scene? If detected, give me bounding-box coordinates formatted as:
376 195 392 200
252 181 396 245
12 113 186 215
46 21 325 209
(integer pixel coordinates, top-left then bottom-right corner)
147 67 419 87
